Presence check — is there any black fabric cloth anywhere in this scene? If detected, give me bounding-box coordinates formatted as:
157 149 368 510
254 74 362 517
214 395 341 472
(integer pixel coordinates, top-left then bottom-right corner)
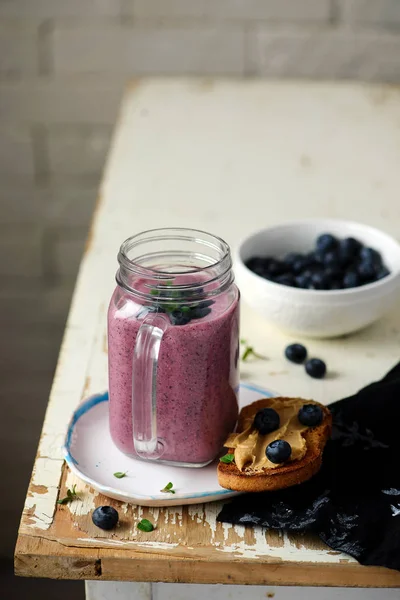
217 362 400 570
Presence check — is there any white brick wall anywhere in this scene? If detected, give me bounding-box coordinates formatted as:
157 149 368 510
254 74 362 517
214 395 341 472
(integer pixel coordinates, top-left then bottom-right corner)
247 28 400 80
52 25 245 75
131 0 332 22
47 125 112 178
1 0 400 294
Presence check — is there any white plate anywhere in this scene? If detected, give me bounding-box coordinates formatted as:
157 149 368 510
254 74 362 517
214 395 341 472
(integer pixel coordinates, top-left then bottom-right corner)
63 382 275 506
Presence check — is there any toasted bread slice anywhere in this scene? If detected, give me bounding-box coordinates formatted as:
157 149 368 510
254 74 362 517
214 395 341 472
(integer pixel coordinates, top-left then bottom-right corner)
218 397 332 493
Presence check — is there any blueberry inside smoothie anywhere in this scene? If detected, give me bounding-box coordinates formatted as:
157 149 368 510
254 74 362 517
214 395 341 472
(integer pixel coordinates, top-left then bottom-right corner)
108 274 240 466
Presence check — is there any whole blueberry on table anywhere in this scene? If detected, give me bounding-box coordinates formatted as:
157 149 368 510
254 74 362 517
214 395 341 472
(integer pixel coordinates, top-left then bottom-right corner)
316 233 338 254
298 404 324 426
266 440 292 464
92 506 119 530
305 358 326 379
254 407 280 435
343 271 360 288
285 343 307 364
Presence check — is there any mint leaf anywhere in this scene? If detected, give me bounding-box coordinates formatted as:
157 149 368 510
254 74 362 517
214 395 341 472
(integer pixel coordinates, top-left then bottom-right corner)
137 518 154 532
241 341 267 362
113 471 127 479
220 453 235 464
57 484 79 505
160 482 175 494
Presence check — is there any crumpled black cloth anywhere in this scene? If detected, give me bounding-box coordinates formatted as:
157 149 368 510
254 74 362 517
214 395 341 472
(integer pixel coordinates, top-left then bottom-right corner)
217 362 400 571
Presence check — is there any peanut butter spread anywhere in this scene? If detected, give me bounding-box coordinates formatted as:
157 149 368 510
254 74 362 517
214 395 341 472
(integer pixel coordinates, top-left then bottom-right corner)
225 398 309 472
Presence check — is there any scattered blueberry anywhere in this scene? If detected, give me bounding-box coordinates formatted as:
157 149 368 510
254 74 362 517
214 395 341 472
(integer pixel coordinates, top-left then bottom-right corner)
305 358 326 379
92 506 119 530
316 233 338 254
343 271 360 288
285 343 307 364
253 408 280 435
298 404 324 427
266 440 292 464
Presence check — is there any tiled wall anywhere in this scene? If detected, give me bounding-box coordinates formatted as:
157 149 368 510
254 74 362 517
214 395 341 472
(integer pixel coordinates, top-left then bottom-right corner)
2 0 400 565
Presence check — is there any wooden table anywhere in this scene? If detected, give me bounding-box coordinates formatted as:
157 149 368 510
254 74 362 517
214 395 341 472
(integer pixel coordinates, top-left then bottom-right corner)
15 79 400 598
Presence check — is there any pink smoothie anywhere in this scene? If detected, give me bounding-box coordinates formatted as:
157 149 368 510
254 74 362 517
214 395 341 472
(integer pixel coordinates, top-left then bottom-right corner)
108 285 240 465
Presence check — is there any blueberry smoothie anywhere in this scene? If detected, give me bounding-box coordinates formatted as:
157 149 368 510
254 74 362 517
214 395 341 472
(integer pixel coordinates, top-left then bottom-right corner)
108 280 240 466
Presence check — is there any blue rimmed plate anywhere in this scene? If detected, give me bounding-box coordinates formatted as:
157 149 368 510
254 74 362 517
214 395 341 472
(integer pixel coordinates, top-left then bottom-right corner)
63 382 275 506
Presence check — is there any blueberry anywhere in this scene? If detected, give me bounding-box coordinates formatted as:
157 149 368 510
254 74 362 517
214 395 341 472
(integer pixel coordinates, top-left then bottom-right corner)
292 255 313 274
316 233 338 254
376 267 390 280
246 256 270 276
170 309 191 326
338 237 362 261
343 271 360 288
253 408 280 435
298 404 324 426
330 280 342 290
314 250 326 264
284 252 303 267
92 506 119 530
268 259 286 276
325 265 343 279
358 261 377 281
190 306 212 320
305 358 326 379
295 273 312 288
275 273 296 287
136 305 166 318
196 299 215 309
322 251 340 268
266 440 292 464
310 272 330 290
285 343 307 364
360 247 382 265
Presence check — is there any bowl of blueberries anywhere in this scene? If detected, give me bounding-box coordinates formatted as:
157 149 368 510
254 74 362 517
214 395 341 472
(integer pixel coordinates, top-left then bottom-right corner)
236 219 400 338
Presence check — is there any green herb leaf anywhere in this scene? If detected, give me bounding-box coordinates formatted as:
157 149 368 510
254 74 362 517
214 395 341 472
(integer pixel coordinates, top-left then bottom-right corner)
150 288 160 295
181 306 191 313
160 482 175 494
241 341 267 362
113 471 127 479
57 484 79 505
137 518 155 532
219 453 235 464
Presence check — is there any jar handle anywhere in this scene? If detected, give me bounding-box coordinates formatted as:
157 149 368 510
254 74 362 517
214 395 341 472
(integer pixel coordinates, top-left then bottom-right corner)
132 312 169 459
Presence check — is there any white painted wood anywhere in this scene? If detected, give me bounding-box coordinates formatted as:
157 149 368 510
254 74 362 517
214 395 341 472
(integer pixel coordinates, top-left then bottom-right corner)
153 584 400 600
86 581 400 600
85 581 151 600
21 79 400 586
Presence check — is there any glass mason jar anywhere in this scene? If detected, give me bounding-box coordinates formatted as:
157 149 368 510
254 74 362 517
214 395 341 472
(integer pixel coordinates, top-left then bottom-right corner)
107 228 240 467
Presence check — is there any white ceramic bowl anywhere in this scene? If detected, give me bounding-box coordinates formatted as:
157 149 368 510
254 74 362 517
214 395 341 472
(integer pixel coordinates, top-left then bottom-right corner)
236 219 400 338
